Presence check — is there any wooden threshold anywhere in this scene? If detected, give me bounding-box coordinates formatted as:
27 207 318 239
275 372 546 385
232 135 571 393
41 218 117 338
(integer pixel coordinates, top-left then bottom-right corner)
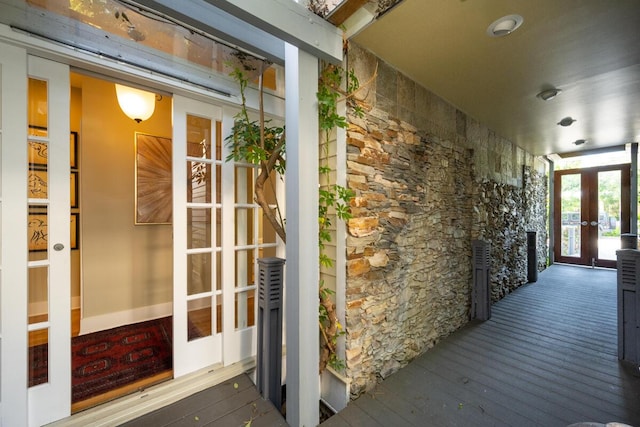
72 371 173 414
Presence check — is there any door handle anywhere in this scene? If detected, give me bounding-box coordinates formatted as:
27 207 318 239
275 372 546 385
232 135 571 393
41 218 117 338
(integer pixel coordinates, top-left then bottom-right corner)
580 221 588 226
590 221 599 227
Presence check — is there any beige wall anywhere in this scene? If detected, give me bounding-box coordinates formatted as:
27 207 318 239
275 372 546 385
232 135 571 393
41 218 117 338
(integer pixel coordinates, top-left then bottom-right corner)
79 75 172 319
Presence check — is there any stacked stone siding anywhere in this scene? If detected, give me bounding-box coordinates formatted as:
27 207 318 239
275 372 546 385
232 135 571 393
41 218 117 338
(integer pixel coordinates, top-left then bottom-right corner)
344 43 548 398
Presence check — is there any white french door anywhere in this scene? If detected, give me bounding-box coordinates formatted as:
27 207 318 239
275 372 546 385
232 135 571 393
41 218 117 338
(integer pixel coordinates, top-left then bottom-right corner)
0 47 71 426
172 95 224 376
26 56 72 426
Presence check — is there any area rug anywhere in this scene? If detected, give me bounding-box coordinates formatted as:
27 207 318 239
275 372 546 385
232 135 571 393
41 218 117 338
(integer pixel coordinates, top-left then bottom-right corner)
29 317 173 403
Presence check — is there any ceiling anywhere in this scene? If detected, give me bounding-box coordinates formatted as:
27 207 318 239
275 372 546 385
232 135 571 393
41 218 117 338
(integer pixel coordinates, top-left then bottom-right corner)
350 0 640 157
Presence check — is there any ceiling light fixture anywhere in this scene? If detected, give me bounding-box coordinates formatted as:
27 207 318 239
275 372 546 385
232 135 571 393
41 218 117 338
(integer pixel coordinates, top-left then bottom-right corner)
536 88 562 101
486 14 524 37
557 117 576 127
115 83 156 123
573 139 587 146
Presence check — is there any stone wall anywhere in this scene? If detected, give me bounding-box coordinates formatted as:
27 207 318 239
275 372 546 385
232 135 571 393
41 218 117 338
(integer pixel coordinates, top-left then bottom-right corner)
344 42 548 398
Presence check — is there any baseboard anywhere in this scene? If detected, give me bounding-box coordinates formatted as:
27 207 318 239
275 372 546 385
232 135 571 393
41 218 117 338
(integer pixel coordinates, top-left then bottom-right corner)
79 302 172 335
28 296 81 319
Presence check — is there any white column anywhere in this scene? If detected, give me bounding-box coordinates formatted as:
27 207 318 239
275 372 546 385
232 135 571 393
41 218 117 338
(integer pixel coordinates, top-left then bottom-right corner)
285 43 320 427
631 143 638 235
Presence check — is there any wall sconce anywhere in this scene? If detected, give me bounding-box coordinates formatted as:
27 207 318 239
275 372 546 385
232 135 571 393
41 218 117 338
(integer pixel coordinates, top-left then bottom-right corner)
115 83 156 123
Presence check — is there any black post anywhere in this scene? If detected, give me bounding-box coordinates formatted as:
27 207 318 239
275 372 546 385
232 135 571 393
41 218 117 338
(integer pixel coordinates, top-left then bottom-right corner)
527 231 538 283
621 233 638 249
257 257 285 410
472 240 491 320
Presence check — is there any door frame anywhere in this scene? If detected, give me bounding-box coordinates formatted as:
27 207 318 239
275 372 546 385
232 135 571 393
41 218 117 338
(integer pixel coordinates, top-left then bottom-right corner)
0 23 286 425
553 164 630 268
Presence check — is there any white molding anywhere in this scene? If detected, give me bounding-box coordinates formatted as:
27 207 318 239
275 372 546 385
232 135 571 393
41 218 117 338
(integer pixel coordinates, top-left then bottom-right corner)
320 366 350 412
209 0 343 63
79 302 172 335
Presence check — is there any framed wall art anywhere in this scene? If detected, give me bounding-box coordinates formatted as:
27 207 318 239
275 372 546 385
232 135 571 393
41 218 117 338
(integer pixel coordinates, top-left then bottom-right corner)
28 168 48 199
70 171 78 208
28 212 48 252
70 213 79 250
70 131 78 169
135 133 172 224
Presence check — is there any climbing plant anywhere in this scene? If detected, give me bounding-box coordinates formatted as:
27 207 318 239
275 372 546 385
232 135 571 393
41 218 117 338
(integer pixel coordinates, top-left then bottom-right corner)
226 60 363 373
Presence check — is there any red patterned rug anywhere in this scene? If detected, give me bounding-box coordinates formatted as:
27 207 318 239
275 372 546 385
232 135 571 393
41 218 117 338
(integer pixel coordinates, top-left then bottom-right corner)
29 317 173 403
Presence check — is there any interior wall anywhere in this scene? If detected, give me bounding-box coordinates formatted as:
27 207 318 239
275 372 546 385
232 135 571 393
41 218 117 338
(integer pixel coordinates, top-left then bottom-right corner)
78 74 172 325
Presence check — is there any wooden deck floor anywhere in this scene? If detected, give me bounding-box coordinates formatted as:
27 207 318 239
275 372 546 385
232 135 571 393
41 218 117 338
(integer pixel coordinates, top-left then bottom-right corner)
322 264 640 427
119 374 287 427
121 264 639 427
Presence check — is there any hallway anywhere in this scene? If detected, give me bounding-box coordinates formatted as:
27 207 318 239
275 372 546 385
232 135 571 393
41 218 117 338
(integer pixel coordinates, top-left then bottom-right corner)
322 264 640 426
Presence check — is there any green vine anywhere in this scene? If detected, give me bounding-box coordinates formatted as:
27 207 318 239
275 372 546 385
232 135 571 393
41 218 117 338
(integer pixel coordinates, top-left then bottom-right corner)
225 61 364 374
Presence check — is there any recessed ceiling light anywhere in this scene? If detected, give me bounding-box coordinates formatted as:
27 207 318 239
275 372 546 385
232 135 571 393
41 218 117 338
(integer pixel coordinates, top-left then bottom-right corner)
487 14 524 37
537 88 562 101
573 139 587 146
557 117 576 127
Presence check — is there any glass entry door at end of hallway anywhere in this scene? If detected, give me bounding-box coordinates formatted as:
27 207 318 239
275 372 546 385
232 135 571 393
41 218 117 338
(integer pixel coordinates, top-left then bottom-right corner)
554 165 630 268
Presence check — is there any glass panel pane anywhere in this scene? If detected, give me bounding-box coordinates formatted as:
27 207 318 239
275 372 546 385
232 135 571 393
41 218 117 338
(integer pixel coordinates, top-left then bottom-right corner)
260 208 277 245
187 161 211 203
29 329 48 387
215 164 221 204
235 289 255 329
560 174 581 257
216 251 222 292
28 207 48 258
216 294 222 334
215 121 222 161
28 78 48 133
187 298 211 341
28 167 48 199
187 208 211 249
235 166 254 204
28 266 48 323
235 208 254 246
598 170 622 261
187 115 212 159
28 139 48 168
259 246 277 259
187 252 211 295
215 208 222 247
235 249 255 288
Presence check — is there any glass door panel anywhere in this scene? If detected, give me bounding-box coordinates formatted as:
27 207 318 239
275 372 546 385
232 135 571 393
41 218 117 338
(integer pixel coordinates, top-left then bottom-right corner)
172 95 222 377
560 173 582 258
597 170 622 262
554 165 630 268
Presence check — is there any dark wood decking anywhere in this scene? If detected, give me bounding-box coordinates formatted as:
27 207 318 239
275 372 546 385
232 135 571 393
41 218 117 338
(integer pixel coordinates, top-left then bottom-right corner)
119 374 287 427
323 264 640 427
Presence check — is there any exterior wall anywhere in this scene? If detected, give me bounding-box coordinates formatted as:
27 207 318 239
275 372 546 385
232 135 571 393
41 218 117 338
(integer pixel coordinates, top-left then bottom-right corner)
344 42 548 397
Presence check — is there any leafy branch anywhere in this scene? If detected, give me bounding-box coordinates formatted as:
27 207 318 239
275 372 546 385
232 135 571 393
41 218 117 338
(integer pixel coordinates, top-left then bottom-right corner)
226 60 366 374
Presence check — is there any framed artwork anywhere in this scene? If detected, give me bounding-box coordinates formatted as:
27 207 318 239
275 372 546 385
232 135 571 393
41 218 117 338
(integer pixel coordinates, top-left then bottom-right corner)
28 212 48 252
70 213 79 250
28 168 48 199
28 130 79 169
135 133 172 224
28 140 48 168
70 171 78 208
70 131 78 169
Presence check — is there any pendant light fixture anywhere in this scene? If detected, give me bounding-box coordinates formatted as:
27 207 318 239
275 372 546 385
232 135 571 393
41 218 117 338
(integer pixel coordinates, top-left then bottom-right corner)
115 83 156 123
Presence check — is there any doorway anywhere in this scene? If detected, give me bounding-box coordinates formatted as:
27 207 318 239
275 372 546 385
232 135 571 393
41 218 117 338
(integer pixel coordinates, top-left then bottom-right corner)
554 165 630 268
